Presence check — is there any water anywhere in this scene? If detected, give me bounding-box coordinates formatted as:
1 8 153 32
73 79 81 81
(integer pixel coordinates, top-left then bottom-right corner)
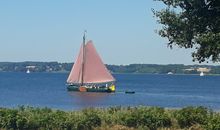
0 72 220 110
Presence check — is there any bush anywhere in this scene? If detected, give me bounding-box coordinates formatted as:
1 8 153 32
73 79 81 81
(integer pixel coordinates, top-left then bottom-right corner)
174 106 208 128
16 113 28 130
3 109 18 129
137 107 171 129
0 108 6 128
123 113 139 127
76 108 102 130
119 107 171 130
204 113 220 130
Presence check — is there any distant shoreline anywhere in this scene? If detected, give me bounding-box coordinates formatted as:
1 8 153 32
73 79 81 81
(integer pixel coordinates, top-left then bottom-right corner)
0 61 220 74
1 71 220 76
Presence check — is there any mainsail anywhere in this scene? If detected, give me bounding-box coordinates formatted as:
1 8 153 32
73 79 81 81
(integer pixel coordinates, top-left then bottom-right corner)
67 40 115 85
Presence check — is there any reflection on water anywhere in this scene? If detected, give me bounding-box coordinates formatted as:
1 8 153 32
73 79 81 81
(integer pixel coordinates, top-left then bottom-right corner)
68 92 114 109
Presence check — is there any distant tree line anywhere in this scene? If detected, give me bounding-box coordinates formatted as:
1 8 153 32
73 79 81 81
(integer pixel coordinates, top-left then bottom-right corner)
0 62 220 74
0 62 72 73
108 64 220 74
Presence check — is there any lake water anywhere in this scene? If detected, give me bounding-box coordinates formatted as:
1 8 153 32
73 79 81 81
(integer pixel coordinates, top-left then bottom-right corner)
0 72 220 110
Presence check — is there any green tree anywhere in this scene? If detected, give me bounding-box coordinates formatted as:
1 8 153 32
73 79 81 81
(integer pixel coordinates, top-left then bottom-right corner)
154 0 220 63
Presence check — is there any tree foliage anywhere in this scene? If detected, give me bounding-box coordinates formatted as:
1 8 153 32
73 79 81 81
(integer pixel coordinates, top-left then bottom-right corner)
154 0 220 63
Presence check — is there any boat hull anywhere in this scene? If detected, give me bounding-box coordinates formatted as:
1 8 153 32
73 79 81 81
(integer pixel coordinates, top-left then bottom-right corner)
67 85 115 93
125 91 135 94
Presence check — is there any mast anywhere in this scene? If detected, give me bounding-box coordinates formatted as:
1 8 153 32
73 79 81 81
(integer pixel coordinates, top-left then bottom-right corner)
81 30 86 86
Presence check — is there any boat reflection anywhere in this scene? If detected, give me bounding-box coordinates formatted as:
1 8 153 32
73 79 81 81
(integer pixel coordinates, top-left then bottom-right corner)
68 92 114 108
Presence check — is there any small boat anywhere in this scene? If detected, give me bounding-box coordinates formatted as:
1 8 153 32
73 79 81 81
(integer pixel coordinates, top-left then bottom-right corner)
67 31 116 93
125 91 135 94
26 69 30 74
200 71 204 76
167 72 173 75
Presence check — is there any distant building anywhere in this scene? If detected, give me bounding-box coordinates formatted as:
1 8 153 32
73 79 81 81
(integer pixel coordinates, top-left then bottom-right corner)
46 66 53 72
196 67 211 72
26 66 36 69
184 68 195 71
184 67 211 73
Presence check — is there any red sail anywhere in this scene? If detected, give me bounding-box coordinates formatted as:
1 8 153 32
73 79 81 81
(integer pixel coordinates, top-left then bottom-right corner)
67 40 115 84
83 41 115 83
67 44 84 83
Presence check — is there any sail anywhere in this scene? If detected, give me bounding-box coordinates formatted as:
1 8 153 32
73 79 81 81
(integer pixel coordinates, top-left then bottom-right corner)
67 44 84 83
67 40 115 84
83 41 115 83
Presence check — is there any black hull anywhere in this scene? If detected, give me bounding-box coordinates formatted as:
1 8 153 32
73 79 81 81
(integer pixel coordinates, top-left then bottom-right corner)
67 85 115 93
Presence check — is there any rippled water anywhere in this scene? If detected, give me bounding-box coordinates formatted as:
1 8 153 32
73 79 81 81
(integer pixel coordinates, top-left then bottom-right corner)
0 72 220 110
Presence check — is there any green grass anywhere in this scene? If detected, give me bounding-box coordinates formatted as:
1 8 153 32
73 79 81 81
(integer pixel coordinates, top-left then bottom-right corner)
0 106 220 130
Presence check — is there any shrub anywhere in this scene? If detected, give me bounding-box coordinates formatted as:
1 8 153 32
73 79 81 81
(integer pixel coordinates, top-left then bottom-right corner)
16 113 28 130
1 109 18 129
0 108 6 128
204 113 220 130
118 107 171 130
123 113 139 127
76 108 102 130
137 107 171 129
174 106 208 128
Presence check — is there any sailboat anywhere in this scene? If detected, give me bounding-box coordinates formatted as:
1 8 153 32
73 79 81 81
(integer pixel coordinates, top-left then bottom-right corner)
26 69 30 74
67 31 116 92
200 71 204 76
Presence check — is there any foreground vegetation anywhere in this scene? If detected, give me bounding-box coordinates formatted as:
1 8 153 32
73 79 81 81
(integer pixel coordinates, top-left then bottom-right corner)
1 106 220 130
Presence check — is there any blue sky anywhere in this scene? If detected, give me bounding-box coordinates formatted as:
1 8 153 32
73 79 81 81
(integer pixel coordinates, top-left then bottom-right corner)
0 0 215 65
